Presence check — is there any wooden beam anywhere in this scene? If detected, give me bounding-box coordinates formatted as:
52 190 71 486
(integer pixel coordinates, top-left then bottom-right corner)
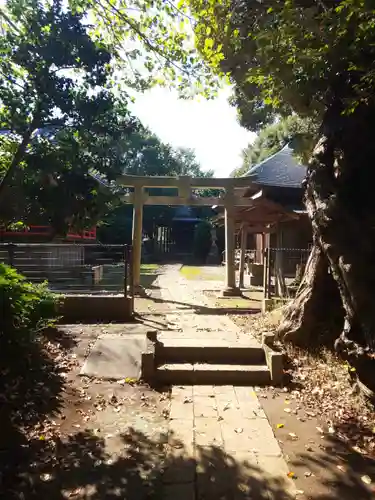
118 174 255 190
216 220 276 233
243 226 274 234
122 194 258 207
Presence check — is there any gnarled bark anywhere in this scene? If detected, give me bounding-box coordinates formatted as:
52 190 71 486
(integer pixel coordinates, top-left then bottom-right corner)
279 103 375 390
277 243 343 346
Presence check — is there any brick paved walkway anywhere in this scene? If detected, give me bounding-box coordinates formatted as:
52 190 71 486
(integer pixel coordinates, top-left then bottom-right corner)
155 265 297 500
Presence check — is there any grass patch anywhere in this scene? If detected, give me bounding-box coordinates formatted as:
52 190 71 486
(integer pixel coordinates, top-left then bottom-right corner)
180 266 202 280
180 266 223 281
140 263 159 274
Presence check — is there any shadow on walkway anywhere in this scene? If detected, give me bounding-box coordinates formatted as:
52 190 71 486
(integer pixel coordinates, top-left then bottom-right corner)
136 294 261 316
2 423 374 499
0 427 292 500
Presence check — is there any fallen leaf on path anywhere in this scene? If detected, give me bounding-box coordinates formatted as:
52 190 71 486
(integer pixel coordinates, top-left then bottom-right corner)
352 445 364 454
234 427 243 434
287 471 296 478
183 397 192 404
276 423 284 429
40 473 52 482
361 475 372 485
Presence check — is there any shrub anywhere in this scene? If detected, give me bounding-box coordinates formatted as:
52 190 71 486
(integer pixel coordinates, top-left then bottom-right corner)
193 221 213 263
0 263 58 347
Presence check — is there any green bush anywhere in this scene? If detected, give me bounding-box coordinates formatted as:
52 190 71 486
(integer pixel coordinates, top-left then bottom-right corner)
0 263 58 347
193 221 213 263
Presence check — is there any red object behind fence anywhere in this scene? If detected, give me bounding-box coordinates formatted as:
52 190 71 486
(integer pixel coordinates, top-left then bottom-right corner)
0 225 97 240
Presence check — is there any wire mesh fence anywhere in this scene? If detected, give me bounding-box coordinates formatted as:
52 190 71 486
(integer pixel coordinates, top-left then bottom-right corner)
264 247 311 298
0 243 133 296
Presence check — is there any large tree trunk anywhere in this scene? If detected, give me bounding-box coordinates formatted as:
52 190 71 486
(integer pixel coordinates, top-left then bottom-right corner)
277 243 343 346
279 103 375 390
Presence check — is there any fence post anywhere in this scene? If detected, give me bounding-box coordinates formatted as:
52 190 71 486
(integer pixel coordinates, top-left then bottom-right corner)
124 245 128 298
267 247 272 299
7 243 16 267
128 246 134 313
263 248 268 299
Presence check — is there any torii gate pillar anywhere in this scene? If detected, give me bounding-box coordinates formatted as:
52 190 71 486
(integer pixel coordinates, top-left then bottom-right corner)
222 194 241 297
132 185 144 294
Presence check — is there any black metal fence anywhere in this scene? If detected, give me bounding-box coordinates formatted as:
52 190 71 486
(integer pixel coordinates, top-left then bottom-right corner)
0 243 133 297
264 247 311 298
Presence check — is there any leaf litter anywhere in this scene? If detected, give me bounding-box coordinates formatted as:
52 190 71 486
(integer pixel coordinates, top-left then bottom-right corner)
228 309 375 458
1 324 171 499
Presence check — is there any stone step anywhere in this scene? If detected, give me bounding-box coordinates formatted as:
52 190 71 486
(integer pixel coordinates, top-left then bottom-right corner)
156 343 265 365
156 363 271 386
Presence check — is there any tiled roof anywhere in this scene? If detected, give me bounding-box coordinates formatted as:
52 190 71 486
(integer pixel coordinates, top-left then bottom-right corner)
243 144 307 188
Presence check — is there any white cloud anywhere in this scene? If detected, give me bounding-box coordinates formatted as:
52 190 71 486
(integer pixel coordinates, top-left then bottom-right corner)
130 87 256 177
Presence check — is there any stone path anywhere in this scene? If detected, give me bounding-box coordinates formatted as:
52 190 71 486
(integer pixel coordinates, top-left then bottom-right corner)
153 265 297 499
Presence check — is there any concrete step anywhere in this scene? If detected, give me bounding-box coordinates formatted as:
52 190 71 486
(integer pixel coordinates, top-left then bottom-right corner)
156 363 271 386
156 343 265 365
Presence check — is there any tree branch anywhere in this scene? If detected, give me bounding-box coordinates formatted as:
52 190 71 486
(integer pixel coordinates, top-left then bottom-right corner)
0 113 40 200
98 0 195 79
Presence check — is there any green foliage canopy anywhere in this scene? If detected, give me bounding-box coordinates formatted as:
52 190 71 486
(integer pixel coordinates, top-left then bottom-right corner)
68 0 219 97
187 0 375 130
0 0 142 234
98 140 214 244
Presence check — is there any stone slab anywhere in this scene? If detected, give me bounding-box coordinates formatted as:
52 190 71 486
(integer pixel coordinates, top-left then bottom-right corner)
80 334 147 380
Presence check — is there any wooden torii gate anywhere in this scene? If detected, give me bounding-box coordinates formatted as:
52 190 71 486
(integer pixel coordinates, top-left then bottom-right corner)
119 174 255 296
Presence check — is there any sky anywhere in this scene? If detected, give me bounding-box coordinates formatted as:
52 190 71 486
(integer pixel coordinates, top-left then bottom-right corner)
130 86 256 178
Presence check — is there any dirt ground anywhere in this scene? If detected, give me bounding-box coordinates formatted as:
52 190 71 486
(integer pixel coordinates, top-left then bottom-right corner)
228 309 375 499
260 387 375 499
0 323 170 500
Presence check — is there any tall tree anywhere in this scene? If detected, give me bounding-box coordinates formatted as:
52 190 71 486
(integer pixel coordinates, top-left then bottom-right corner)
187 0 375 388
232 115 316 177
0 0 139 234
98 132 214 244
